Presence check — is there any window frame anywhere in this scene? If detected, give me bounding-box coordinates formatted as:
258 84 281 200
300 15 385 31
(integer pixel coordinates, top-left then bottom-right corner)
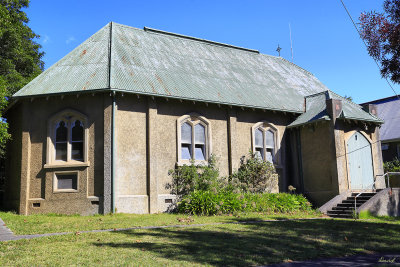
177 114 212 165
53 171 79 193
46 109 89 168
251 121 280 165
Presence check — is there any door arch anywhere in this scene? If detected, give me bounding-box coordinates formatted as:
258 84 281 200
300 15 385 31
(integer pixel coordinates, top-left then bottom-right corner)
347 132 374 189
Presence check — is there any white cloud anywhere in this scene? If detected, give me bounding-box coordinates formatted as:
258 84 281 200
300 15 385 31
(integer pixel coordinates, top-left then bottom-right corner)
66 36 76 44
42 34 50 44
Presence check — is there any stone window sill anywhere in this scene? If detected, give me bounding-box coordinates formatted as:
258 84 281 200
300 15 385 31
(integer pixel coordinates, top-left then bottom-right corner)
176 160 208 167
44 161 90 169
53 189 79 193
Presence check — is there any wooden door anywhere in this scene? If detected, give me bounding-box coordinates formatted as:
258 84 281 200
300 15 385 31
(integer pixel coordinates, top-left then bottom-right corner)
347 132 374 189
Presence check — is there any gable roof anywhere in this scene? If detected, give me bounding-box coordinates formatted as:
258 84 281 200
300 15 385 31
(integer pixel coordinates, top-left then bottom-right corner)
288 90 383 128
13 22 381 125
13 22 329 113
362 96 400 141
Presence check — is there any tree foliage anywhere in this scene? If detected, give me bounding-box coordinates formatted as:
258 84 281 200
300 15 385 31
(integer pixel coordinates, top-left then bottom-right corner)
0 0 44 95
359 0 400 83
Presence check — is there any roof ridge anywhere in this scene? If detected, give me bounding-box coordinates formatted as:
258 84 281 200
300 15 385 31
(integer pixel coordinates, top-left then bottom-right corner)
278 57 315 77
142 26 260 54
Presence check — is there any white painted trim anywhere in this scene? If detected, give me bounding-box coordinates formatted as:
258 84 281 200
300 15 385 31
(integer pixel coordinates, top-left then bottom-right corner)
53 171 79 193
46 109 89 167
251 121 280 165
176 113 212 163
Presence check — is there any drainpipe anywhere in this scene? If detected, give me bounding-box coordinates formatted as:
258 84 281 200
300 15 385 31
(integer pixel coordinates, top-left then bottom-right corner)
112 91 116 213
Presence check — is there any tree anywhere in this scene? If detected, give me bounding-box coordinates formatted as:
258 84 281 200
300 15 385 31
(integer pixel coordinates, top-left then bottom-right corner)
0 0 44 95
359 0 400 83
0 0 44 155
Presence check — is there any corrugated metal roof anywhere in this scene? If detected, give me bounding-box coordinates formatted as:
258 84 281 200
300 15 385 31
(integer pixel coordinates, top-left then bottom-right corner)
288 90 383 127
287 92 330 128
13 22 329 113
367 97 400 141
12 22 382 124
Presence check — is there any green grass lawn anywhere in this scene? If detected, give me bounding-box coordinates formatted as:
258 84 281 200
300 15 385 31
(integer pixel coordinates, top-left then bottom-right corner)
1 217 400 266
0 210 322 235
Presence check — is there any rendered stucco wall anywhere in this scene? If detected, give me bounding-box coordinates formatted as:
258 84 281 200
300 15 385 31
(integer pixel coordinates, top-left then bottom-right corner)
300 121 338 206
114 95 289 213
6 94 107 215
3 103 23 211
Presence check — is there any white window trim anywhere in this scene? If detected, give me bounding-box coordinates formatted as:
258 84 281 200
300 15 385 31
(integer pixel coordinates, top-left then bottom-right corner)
53 171 79 193
45 109 89 168
251 121 280 166
176 113 212 166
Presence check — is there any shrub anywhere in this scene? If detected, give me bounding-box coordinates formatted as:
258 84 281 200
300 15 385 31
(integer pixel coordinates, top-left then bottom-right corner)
177 189 245 215
167 155 220 200
383 158 400 173
178 191 312 215
230 151 279 193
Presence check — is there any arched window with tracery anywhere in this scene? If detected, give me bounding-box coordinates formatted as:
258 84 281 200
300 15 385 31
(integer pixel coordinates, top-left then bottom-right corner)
47 110 88 165
177 114 211 163
252 122 279 164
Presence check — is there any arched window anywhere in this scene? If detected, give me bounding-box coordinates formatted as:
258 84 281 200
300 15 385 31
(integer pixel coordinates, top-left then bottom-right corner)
177 114 211 163
252 122 278 164
47 110 88 165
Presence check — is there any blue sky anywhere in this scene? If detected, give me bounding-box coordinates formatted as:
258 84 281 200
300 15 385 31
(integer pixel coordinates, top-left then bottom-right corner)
25 0 398 103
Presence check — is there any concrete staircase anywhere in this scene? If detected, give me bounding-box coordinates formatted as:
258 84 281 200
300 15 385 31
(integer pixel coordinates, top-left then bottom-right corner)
326 192 378 218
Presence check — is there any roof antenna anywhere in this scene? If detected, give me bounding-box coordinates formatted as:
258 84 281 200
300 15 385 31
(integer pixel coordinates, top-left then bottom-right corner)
289 23 294 63
276 44 282 57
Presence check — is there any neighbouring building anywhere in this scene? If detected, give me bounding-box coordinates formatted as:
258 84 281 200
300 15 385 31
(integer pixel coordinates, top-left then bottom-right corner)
362 95 400 162
2 22 385 215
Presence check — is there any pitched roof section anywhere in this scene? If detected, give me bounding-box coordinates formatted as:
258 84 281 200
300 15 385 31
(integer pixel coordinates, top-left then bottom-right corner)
288 91 383 128
15 24 111 96
287 92 330 128
364 96 400 141
14 22 329 113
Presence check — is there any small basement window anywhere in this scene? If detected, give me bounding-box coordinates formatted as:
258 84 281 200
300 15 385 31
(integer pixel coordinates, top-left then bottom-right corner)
55 173 78 192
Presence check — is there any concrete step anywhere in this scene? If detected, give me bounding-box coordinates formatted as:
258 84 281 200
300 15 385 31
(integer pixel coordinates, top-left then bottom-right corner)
328 210 353 215
350 192 377 197
332 206 356 211
327 213 353 219
340 199 368 206
346 196 374 201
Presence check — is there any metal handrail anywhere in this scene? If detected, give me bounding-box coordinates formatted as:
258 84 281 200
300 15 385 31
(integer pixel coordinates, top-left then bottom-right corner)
354 181 376 214
377 172 400 188
354 172 400 216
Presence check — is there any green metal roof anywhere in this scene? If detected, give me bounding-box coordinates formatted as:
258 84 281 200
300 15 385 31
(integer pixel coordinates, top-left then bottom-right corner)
14 22 329 113
288 91 383 128
13 22 382 124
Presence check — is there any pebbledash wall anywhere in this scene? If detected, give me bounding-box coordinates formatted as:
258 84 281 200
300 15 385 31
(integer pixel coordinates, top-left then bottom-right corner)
5 92 293 215
114 94 289 214
4 92 385 215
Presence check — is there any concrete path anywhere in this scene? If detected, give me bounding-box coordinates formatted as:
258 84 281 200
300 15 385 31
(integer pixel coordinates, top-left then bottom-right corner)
0 218 14 241
267 253 400 266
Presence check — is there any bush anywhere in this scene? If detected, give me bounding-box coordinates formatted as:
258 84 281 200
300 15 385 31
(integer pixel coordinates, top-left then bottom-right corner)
230 151 279 193
178 191 312 215
384 158 400 173
167 155 220 200
177 189 244 215
168 152 312 216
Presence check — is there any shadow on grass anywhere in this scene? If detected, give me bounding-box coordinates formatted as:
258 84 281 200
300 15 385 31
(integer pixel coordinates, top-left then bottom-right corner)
92 219 400 266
